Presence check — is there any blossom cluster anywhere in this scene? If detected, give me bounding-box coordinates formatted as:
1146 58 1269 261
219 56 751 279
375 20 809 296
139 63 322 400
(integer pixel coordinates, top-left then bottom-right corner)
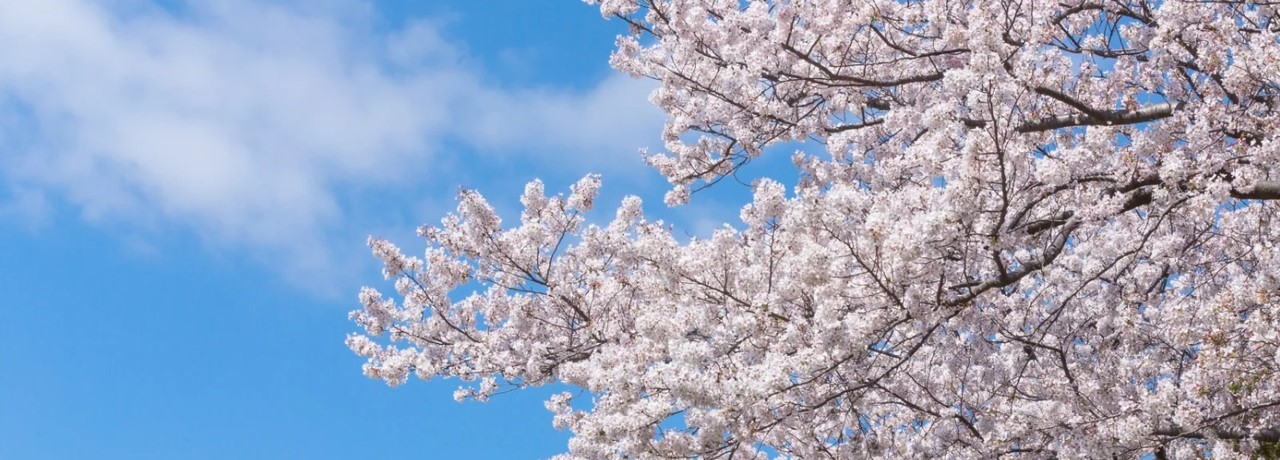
352 0 1280 457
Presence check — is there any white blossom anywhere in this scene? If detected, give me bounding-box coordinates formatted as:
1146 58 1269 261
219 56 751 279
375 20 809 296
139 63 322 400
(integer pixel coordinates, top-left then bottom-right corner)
350 1 1280 457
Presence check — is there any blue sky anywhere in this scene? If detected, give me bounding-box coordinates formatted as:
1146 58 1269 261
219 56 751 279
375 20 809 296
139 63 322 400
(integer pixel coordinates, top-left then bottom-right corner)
0 0 762 458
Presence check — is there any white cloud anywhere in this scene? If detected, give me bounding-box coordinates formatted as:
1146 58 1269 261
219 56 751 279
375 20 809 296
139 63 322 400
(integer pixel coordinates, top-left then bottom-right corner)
0 0 663 282
461 74 664 169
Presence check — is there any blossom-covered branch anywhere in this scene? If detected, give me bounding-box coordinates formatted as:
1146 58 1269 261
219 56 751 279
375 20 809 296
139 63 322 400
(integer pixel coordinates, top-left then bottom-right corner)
352 0 1280 458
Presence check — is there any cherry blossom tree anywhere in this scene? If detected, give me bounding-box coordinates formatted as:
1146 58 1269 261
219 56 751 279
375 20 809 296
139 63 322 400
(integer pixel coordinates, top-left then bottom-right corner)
349 0 1280 457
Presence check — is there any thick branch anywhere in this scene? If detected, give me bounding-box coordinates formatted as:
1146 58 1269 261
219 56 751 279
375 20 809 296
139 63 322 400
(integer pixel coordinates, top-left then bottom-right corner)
954 176 1278 300
1018 177 1276 237
832 96 1183 133
948 219 1080 306
1016 100 1183 133
1231 180 1280 200
1153 426 1280 443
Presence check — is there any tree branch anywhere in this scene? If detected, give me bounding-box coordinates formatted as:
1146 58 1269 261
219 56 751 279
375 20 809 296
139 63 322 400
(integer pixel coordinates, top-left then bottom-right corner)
1016 100 1183 132
948 219 1080 306
1231 180 1280 201
1153 426 1280 443
836 94 1183 133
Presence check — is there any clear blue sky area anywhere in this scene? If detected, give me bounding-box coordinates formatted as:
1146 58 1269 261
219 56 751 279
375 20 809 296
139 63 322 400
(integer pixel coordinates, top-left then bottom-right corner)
0 1 763 458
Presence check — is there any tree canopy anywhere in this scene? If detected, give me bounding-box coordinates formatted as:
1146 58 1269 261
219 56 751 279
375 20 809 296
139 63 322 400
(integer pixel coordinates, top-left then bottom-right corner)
349 0 1280 457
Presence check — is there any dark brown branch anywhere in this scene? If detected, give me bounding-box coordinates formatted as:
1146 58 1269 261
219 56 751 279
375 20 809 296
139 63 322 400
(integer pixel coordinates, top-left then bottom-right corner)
843 95 1183 133
779 43 946 87
1153 426 1280 443
1231 180 1280 201
948 219 1080 306
1034 87 1115 120
827 118 885 133
1015 100 1183 133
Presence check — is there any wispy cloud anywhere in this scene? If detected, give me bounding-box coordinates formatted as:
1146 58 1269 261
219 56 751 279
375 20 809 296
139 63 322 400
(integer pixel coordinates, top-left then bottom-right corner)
0 0 662 283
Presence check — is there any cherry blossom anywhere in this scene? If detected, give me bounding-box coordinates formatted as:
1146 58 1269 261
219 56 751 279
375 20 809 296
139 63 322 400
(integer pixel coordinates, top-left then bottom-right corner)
351 1 1280 457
